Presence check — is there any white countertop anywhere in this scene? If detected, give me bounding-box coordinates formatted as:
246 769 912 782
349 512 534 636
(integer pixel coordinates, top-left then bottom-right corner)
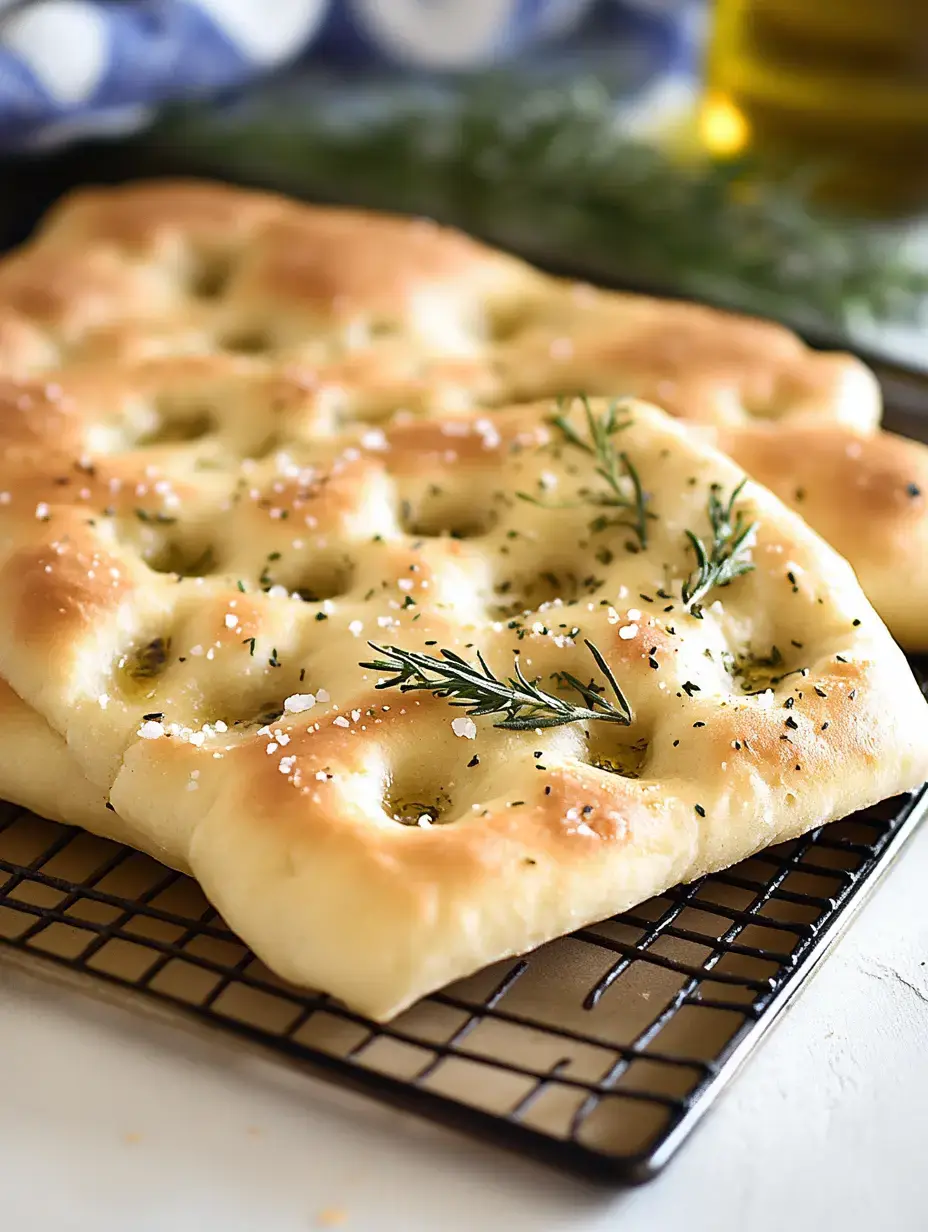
3 815 926 1232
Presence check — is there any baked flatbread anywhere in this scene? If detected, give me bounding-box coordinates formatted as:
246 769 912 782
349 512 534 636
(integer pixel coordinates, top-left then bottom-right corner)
0 181 923 1020
0 678 115 837
0 179 878 432
714 421 928 651
0 390 924 1020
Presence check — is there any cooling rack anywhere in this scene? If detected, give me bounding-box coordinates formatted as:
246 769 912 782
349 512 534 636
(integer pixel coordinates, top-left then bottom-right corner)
0 785 925 1184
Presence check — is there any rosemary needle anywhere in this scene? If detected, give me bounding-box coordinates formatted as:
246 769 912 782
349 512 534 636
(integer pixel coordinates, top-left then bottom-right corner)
361 639 633 731
521 397 652 551
682 480 759 617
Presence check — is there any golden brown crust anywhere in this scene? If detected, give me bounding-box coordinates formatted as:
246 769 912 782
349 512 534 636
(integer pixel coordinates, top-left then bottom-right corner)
489 290 881 430
715 421 928 650
0 180 545 371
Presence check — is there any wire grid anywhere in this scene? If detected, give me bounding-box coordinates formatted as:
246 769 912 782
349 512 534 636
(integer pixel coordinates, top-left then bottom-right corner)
0 784 925 1183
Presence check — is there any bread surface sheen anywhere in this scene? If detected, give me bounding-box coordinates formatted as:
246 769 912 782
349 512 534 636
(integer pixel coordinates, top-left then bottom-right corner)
0 181 923 1020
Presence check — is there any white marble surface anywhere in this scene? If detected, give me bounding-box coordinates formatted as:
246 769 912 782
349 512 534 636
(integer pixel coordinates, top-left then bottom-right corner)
2 815 926 1232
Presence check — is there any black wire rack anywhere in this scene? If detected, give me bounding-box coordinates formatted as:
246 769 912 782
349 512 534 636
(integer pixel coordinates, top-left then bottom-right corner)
1 783 925 1183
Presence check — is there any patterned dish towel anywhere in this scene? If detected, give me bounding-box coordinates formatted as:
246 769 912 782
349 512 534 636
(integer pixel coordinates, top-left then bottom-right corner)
0 0 700 150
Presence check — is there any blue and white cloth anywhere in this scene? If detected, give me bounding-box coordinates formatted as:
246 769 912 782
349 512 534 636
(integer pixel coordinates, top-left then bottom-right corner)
0 0 701 150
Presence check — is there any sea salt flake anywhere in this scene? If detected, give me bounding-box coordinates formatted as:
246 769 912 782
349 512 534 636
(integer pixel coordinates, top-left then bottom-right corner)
451 716 477 740
361 428 388 451
284 693 316 713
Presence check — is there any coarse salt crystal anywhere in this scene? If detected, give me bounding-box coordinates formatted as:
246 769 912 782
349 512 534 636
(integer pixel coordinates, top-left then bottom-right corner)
267 584 289 599
35 502 49 519
361 428 388 451
279 756 296 775
316 688 330 702
333 716 350 728
451 716 477 740
626 608 641 621
348 620 363 636
224 614 238 629
266 742 278 755
619 624 638 640
138 721 164 740
284 693 316 713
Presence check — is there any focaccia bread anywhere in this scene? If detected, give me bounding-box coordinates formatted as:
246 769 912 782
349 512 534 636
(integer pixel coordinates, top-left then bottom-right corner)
0 392 924 1020
0 678 154 850
0 179 879 431
715 421 928 651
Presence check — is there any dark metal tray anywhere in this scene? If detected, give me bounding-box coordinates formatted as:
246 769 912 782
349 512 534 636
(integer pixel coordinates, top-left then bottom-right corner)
0 161 926 1185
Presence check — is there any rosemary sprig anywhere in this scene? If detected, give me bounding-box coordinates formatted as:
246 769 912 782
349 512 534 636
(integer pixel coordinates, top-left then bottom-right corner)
361 639 632 731
682 480 759 617
148 74 928 333
522 397 651 551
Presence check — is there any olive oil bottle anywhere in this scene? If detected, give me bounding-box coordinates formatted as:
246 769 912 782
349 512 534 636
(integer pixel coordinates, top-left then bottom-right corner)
701 0 928 214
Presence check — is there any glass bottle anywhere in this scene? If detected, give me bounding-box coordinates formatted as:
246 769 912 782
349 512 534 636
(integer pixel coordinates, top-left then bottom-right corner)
701 0 928 214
